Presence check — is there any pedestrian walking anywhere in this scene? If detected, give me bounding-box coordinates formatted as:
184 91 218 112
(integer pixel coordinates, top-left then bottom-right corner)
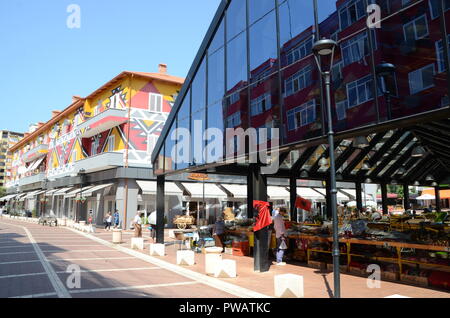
113 209 120 229
273 208 288 266
0 206 3 219
104 212 112 231
133 212 142 238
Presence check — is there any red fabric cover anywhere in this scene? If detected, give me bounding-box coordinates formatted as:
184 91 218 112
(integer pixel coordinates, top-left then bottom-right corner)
253 200 272 232
428 271 450 290
295 196 312 211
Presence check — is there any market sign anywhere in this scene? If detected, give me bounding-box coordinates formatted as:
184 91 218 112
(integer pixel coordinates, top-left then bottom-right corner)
188 173 209 181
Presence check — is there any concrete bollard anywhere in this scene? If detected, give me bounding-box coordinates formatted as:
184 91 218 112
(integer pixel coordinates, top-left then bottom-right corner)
274 274 304 298
205 253 222 275
149 243 165 256
112 229 122 244
131 237 144 250
214 259 237 278
176 250 195 266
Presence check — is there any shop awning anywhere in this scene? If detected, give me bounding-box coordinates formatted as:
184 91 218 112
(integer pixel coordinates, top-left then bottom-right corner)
81 183 113 196
221 184 248 198
65 186 94 198
45 189 59 196
421 188 450 199
26 157 45 173
338 189 374 201
181 182 227 199
0 194 17 201
53 187 74 196
312 188 350 201
136 180 183 196
267 186 290 200
296 187 325 200
24 190 42 199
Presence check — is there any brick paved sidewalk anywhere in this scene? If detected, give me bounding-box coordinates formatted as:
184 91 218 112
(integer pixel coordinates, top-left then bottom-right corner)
91 227 450 298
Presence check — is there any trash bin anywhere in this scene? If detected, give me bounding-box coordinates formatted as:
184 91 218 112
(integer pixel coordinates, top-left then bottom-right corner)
112 229 122 244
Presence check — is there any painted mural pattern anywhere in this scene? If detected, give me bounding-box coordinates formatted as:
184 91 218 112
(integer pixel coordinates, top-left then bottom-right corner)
7 74 181 186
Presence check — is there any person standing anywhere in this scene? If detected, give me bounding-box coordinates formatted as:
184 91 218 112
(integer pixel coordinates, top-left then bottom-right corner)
104 212 112 231
113 210 120 229
213 215 225 249
133 212 142 238
273 208 288 266
0 206 3 219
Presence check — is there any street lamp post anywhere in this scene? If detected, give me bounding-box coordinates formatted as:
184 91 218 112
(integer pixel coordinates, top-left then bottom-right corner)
77 168 86 222
312 38 341 298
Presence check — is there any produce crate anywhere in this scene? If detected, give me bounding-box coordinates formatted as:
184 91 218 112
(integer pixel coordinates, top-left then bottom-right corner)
224 247 233 255
292 250 306 262
401 274 429 287
326 263 348 273
308 260 326 270
381 271 399 281
349 266 366 276
232 241 249 256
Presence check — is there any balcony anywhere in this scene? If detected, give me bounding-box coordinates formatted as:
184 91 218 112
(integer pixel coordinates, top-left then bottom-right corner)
74 152 124 173
22 144 49 163
19 172 46 186
78 108 128 138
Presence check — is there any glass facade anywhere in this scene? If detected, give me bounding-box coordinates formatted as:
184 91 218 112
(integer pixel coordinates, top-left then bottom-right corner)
154 0 450 174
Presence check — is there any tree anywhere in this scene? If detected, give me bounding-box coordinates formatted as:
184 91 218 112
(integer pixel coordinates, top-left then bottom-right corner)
0 187 5 198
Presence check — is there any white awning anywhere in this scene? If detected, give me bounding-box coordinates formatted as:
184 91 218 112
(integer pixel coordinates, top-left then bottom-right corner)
82 183 114 196
296 187 325 200
0 194 17 201
267 186 290 200
26 157 45 173
221 184 248 198
34 190 47 196
45 189 59 196
65 186 94 198
313 188 350 201
24 190 42 199
338 189 373 201
136 180 183 196
53 187 74 196
181 182 227 199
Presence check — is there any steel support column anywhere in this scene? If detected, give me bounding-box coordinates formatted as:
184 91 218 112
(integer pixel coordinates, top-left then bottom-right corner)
381 182 388 214
289 175 297 222
403 184 410 210
156 175 165 244
435 186 441 212
356 182 363 212
249 164 269 273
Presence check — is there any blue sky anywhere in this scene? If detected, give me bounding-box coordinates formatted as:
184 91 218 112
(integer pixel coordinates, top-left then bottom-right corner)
0 0 336 134
0 0 221 133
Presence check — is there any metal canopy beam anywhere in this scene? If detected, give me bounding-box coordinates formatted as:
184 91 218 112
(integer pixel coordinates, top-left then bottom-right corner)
381 140 417 180
309 143 339 176
367 133 414 178
342 132 387 177
291 146 318 173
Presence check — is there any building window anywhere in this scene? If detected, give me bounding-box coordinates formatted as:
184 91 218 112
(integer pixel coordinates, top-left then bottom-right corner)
108 135 115 152
149 93 163 113
436 35 450 73
430 0 450 19
332 60 344 82
339 0 367 30
341 31 373 66
147 134 159 155
94 106 101 116
226 112 241 128
257 121 274 142
403 14 429 43
250 93 272 116
226 91 241 106
287 100 316 130
336 100 348 121
91 140 99 156
408 64 435 94
286 37 313 66
285 65 313 97
347 75 374 108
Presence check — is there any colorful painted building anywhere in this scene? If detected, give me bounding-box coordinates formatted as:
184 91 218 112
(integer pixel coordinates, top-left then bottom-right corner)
0 130 24 188
3 64 184 227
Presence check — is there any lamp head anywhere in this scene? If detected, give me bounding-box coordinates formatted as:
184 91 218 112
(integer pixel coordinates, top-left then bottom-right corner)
376 62 396 77
312 39 337 57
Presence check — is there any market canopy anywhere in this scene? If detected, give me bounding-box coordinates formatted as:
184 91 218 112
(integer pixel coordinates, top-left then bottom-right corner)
312 188 350 201
0 194 17 202
137 180 183 196
421 188 450 199
221 184 248 199
53 187 74 196
296 187 325 200
64 186 94 198
81 183 113 197
416 194 436 200
181 182 227 199
347 200 377 208
267 186 290 200
45 189 59 196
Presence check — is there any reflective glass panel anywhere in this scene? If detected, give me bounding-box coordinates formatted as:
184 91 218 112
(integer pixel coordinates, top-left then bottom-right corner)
191 58 206 114
226 0 247 41
209 19 224 54
208 47 225 105
227 31 248 91
249 0 275 25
